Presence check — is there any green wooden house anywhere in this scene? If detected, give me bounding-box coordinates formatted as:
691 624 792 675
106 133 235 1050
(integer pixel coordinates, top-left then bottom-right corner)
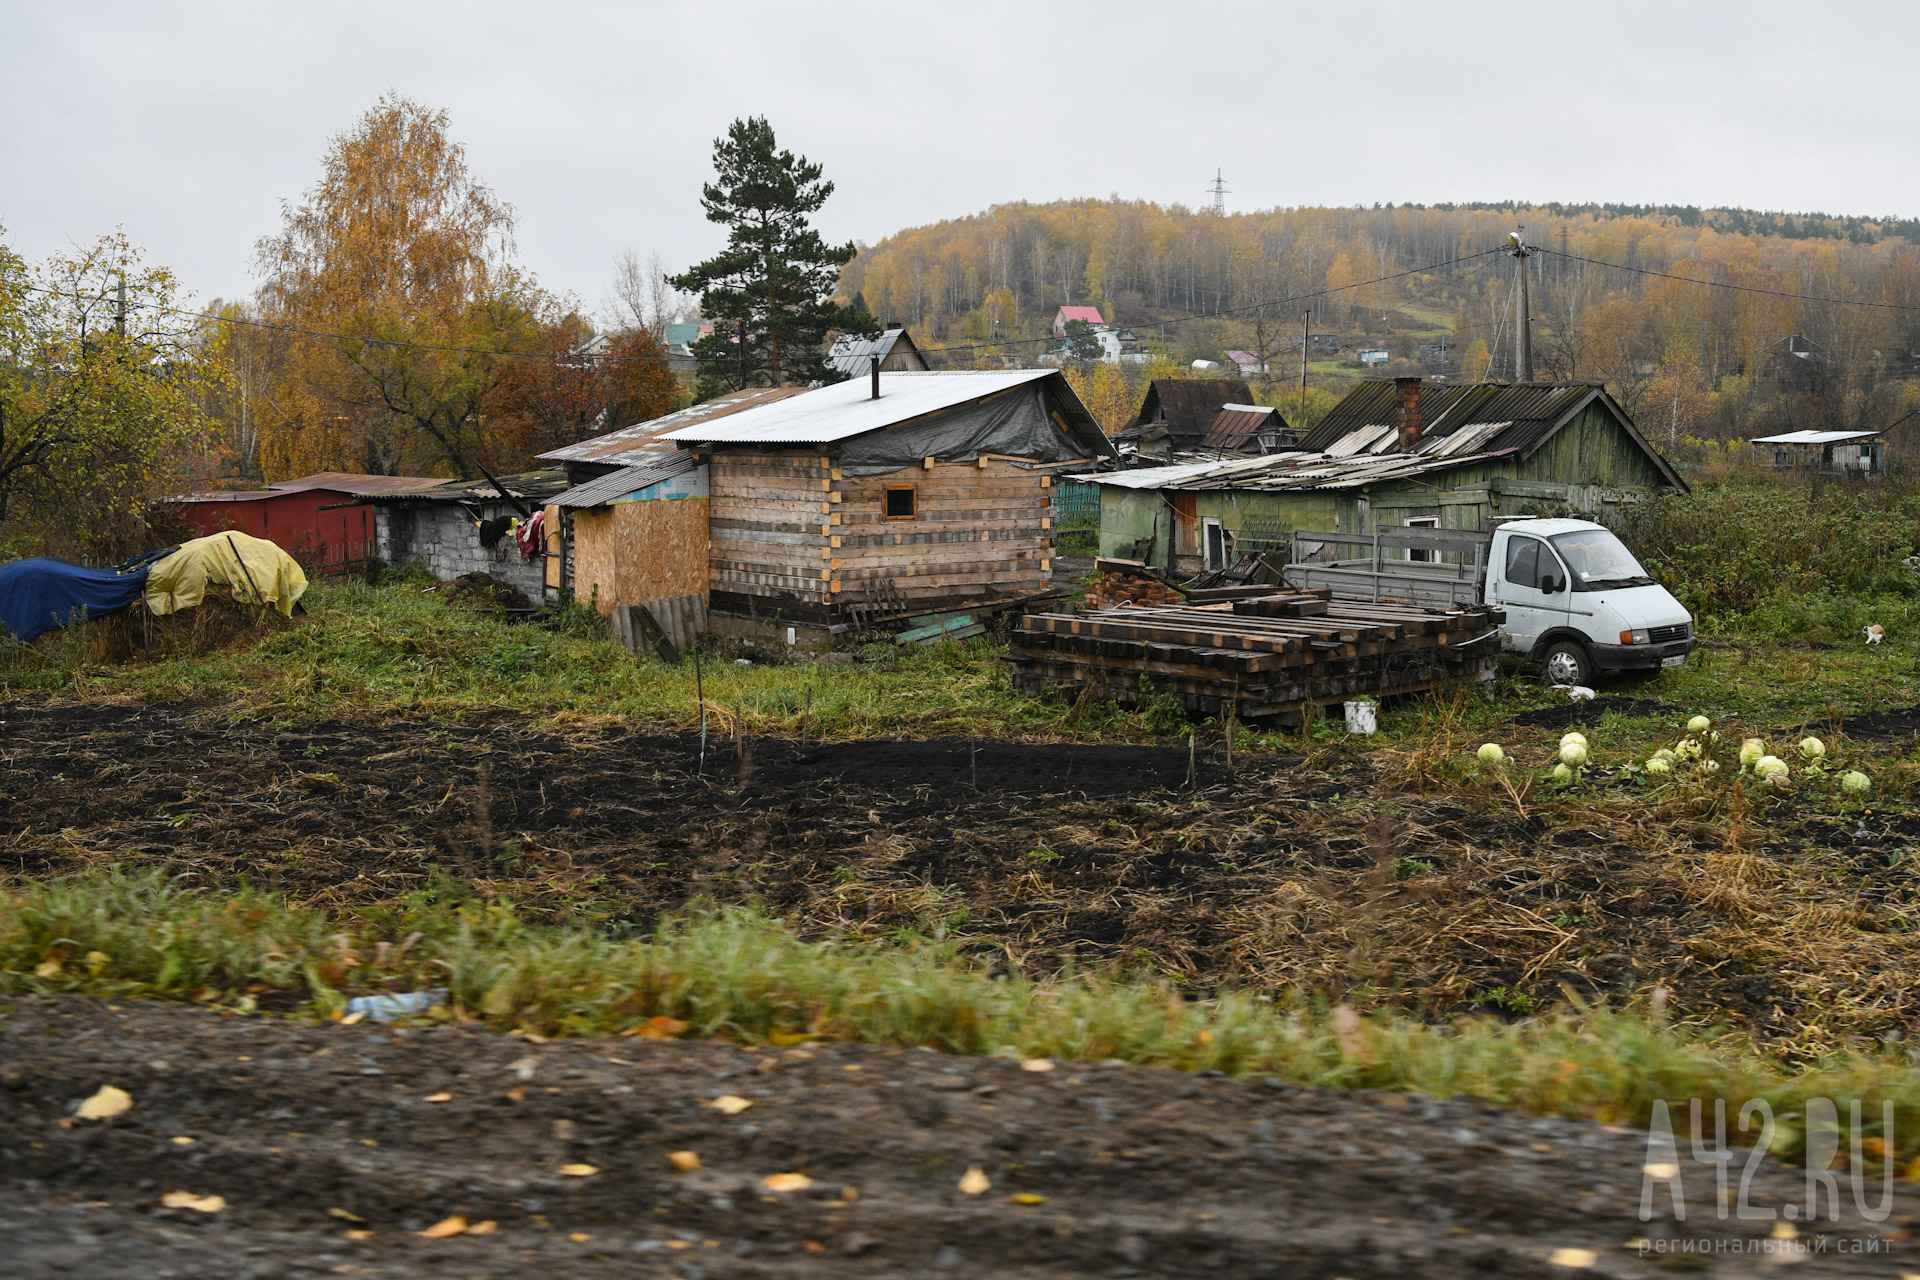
1090 378 1686 571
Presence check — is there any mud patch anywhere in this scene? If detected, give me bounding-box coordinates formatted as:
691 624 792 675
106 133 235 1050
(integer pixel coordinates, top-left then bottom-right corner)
1506 697 1678 730
0 995 1905 1279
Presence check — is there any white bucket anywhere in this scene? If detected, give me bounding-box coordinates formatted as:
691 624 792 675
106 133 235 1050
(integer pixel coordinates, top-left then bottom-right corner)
1344 700 1378 735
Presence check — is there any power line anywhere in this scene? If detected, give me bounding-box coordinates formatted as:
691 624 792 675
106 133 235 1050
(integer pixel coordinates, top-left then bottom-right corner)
1535 247 1920 313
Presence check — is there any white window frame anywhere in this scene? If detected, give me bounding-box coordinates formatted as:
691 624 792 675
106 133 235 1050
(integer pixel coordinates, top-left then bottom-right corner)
1404 515 1440 563
1202 517 1228 571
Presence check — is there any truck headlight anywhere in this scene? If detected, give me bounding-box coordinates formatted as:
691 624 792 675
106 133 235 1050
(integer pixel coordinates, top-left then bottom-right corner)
1618 629 1649 645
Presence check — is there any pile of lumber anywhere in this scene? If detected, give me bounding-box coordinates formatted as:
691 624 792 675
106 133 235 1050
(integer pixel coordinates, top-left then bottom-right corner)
1009 590 1503 724
1083 569 1186 610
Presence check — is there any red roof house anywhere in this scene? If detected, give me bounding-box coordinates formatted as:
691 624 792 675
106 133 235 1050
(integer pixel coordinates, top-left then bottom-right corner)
1052 305 1106 336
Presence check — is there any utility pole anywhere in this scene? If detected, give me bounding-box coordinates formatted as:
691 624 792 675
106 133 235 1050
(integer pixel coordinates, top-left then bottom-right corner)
1508 229 1534 382
1299 309 1312 426
113 274 127 338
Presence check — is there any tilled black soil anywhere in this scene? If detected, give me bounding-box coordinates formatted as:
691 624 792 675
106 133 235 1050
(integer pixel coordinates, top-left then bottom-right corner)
7 698 1920 1037
1843 706 1920 742
3 995 1912 1278
1506 699 1679 730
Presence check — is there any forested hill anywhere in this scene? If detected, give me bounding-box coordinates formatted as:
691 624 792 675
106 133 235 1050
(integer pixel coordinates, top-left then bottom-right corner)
840 199 1920 441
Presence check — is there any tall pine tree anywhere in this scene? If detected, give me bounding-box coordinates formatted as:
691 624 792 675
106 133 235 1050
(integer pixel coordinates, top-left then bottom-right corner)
670 117 874 398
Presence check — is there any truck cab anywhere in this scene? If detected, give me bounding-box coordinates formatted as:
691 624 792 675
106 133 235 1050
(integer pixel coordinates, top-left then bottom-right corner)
1485 518 1695 686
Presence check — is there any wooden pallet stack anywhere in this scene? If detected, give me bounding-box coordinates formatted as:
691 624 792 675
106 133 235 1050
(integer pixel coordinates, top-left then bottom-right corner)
1008 590 1504 723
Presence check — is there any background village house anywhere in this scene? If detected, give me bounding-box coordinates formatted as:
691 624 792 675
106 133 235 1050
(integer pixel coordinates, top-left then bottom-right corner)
1091 377 1686 573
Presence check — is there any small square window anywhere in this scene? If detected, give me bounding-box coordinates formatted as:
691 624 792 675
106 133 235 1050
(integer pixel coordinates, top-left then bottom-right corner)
884 486 917 521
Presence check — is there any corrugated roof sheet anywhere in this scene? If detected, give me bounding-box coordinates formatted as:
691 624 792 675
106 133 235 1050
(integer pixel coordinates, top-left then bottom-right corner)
536 388 807 466
827 328 927 376
1298 380 1607 457
553 456 698 509
1080 449 1503 493
659 370 1088 446
1751 429 1881 444
1199 404 1289 451
266 471 458 496
373 470 572 503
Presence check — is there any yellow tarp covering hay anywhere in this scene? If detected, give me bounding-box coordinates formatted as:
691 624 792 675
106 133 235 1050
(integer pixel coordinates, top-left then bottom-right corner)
145 532 308 618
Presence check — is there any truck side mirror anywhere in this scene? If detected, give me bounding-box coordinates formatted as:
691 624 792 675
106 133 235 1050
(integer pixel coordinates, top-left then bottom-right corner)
1541 573 1561 594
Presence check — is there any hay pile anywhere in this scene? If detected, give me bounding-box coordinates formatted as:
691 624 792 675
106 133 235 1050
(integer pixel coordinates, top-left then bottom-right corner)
30 587 296 665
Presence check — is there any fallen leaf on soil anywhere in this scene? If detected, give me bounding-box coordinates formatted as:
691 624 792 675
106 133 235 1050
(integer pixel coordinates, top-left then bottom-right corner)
664 1240 692 1250
1771 1222 1797 1240
339 1011 365 1026
509 1056 538 1081
504 1086 527 1102
1018 1058 1055 1073
1009 1193 1047 1205
569 1233 590 1243
762 1173 813 1192
161 1191 226 1213
1865 1136 1892 1158
559 1163 599 1177
423 1092 452 1103
768 1030 818 1046
958 1167 991 1196
840 1186 860 1202
170 1136 194 1145
801 1240 827 1253
34 958 63 978
328 1207 367 1224
76 1085 134 1121
709 1095 754 1115
626 1016 689 1039
1641 1162 1678 1179
1547 1247 1595 1268
342 1229 372 1240
418 1215 467 1238
667 1151 702 1171
468 1221 496 1235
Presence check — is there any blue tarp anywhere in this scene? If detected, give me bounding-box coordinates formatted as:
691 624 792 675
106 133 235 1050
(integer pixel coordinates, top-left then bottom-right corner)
0 557 156 643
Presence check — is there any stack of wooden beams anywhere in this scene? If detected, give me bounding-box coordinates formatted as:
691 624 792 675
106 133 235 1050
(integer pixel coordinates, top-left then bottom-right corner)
1008 591 1504 723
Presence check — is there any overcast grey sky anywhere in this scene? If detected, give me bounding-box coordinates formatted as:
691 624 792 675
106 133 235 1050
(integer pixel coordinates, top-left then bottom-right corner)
2 1 1910 312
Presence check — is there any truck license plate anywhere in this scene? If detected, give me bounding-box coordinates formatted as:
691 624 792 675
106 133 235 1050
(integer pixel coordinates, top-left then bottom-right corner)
1661 655 1687 668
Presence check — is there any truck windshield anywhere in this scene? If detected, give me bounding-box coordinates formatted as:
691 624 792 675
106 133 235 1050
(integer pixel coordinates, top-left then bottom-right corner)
1549 529 1654 591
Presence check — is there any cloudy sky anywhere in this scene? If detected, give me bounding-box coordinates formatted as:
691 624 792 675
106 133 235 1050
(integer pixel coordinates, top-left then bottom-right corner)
3 1 1910 312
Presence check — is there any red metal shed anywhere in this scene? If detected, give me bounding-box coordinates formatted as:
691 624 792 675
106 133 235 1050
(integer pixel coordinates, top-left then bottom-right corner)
170 473 457 572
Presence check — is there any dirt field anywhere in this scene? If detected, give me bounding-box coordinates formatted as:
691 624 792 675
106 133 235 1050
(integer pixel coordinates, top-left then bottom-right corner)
3 994 1913 1278
4 697 1918 1043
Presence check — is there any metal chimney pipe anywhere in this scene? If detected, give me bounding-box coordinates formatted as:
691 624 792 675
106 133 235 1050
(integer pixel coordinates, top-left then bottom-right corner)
870 353 880 400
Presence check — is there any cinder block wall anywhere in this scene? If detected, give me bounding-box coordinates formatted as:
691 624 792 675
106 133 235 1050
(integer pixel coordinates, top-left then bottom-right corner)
376 503 546 597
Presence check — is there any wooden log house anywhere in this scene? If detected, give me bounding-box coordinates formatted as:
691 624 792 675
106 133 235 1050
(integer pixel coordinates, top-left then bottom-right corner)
660 369 1115 628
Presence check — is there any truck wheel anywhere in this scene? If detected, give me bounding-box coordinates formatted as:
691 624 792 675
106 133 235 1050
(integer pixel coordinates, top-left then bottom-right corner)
1541 640 1593 688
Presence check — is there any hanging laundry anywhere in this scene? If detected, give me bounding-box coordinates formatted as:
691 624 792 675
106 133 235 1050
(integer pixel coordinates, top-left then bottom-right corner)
477 516 513 548
515 509 546 563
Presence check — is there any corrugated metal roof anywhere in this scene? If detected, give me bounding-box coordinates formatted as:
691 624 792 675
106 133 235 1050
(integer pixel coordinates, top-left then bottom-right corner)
1751 429 1881 444
373 470 572 503
266 472 458 496
827 328 927 376
659 370 1077 446
1298 381 1606 456
554 456 698 509
1126 378 1254 439
1199 404 1288 451
536 388 806 466
1081 449 1503 493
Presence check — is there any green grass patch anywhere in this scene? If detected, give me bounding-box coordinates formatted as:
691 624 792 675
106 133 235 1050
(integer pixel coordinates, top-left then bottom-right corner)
7 868 1920 1148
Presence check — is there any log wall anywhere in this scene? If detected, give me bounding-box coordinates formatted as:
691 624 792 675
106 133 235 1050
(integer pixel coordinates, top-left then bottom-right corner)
706 452 1053 620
